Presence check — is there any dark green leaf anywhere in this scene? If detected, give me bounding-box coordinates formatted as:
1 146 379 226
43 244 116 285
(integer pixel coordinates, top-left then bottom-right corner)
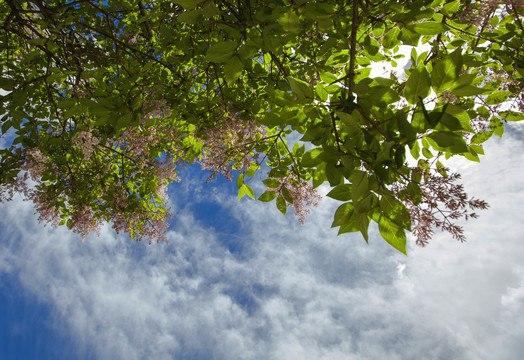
224 56 243 83
276 195 287 215
205 41 237 63
258 191 278 202
326 184 352 201
427 131 468 153
263 178 281 188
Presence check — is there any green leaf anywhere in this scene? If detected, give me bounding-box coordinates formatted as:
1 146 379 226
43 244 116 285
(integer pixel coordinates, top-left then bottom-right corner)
471 131 493 144
331 202 355 228
301 148 323 167
500 111 524 122
315 83 329 102
442 0 460 15
281 187 294 204
412 22 448 35
224 56 243 83
427 131 468 153
278 11 301 33
490 117 504 137
431 50 462 94
288 77 314 99
205 40 237 63
407 182 422 205
350 171 369 202
451 85 488 97
241 184 255 199
378 216 407 255
403 68 431 104
238 186 246 199
0 77 16 91
258 191 277 202
383 27 400 49
379 195 411 230
263 178 281 188
485 91 511 105
276 195 287 215
236 173 244 189
326 184 352 201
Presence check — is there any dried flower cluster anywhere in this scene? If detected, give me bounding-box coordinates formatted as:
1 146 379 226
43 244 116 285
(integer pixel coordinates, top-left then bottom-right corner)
393 167 489 246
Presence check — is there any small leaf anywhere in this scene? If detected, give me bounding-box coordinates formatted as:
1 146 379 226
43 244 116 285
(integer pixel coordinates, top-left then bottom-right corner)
241 184 255 199
379 195 411 230
485 91 511 105
258 191 277 202
281 187 294 204
276 195 287 215
490 117 504 137
238 186 246 199
500 111 524 122
451 85 488 97
442 0 460 15
236 173 244 189
263 178 281 188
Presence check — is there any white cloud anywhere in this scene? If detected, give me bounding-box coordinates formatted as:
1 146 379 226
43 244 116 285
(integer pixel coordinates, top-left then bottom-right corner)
1 130 524 359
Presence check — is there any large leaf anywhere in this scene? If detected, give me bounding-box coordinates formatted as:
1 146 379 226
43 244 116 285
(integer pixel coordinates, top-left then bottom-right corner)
205 40 237 63
403 67 431 104
412 22 448 35
326 184 352 201
223 56 243 83
378 216 407 255
427 131 468 153
431 50 463 94
350 171 369 202
288 77 314 99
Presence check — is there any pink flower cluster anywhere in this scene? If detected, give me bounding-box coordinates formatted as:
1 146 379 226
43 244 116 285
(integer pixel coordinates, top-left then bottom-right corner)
21 148 49 181
72 131 100 159
199 104 264 182
268 173 322 224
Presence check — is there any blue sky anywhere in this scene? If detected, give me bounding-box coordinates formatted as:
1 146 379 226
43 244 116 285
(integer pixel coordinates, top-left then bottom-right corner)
1 127 524 359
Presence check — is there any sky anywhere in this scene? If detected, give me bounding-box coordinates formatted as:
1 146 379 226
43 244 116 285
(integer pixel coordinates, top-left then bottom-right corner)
1 125 524 360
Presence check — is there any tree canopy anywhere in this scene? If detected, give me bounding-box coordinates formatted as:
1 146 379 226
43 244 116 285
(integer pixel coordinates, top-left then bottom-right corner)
1 0 523 253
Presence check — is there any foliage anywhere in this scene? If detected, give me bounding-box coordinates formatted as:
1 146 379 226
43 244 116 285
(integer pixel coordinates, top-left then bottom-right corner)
0 0 522 252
